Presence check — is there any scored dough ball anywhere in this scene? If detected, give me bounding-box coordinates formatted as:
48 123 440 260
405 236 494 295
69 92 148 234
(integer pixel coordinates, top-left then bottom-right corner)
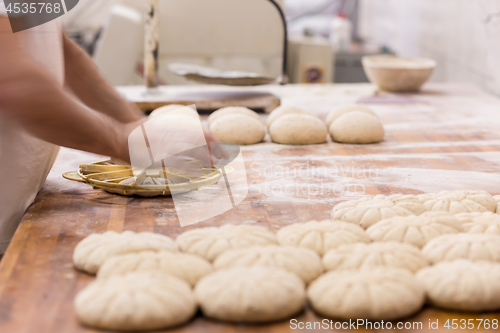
209 114 265 145
422 233 500 264
417 190 496 214
331 194 427 229
270 114 327 145
276 220 369 256
176 225 277 262
73 231 177 274
97 251 213 286
150 104 200 119
366 211 463 248
75 272 196 331
308 268 425 320
266 105 312 129
322 242 428 273
455 212 500 235
416 260 500 312
213 245 322 284
208 107 261 126
329 111 385 144
195 267 305 323
326 105 377 128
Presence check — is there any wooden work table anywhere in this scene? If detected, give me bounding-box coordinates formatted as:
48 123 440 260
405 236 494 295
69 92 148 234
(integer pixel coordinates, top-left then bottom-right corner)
2 83 500 332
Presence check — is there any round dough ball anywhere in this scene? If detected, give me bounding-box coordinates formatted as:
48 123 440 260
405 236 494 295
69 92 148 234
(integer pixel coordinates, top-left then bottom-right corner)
97 251 213 287
209 114 265 145
422 233 500 264
366 211 463 248
176 225 277 262
276 220 369 256
270 114 327 145
208 107 261 126
326 105 377 127
455 212 500 235
155 113 202 131
75 272 196 331
331 194 427 229
416 260 500 311
73 231 177 274
213 245 322 284
329 111 385 144
322 242 428 273
308 268 425 320
417 190 496 214
150 104 199 119
266 105 312 129
195 267 305 323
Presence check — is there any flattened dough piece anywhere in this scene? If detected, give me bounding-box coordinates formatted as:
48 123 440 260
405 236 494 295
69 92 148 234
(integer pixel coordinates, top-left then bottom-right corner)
270 114 327 145
209 114 265 145
73 231 177 274
213 245 322 283
322 242 428 272
276 220 369 256
366 211 463 248
149 104 200 119
326 104 377 127
455 212 500 235
208 107 261 126
329 111 385 144
176 225 277 262
422 233 500 264
417 190 496 214
416 260 500 311
266 105 311 129
308 268 425 320
97 251 213 286
195 267 305 323
75 272 196 331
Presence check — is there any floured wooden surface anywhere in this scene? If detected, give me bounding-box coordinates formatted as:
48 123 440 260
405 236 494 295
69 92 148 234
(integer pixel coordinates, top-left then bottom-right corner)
1 83 500 333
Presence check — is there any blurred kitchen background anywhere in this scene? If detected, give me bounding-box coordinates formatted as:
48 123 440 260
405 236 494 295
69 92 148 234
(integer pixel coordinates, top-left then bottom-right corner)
61 0 500 96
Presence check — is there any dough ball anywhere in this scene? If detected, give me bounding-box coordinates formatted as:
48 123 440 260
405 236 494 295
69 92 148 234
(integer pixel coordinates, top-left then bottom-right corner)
208 107 261 126
213 245 322 284
455 212 500 235
322 242 428 273
75 272 196 331
416 260 500 311
417 190 496 214
73 231 177 274
195 267 305 322
422 233 500 264
97 251 213 287
326 105 377 127
494 195 500 213
155 113 202 131
308 268 425 320
329 111 385 144
331 194 427 229
276 220 369 256
266 105 312 129
150 104 199 119
176 225 277 262
366 211 463 248
270 114 327 145
209 114 265 145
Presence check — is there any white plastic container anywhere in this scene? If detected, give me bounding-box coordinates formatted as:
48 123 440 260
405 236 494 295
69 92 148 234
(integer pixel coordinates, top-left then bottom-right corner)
330 12 352 52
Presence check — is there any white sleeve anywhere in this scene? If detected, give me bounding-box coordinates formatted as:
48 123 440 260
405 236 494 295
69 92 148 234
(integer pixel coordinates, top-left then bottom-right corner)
0 1 6 16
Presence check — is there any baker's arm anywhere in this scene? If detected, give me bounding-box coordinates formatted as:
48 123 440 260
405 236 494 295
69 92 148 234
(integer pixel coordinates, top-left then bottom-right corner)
62 33 143 123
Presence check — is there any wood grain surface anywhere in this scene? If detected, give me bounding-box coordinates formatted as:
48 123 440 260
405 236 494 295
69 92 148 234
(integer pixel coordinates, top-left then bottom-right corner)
2 83 500 333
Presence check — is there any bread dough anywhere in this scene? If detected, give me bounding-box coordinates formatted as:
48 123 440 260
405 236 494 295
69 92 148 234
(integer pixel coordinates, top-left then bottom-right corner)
329 111 385 144
75 272 196 331
417 190 496 214
455 212 500 235
266 105 312 129
208 107 261 126
276 220 369 256
175 225 277 262
209 114 266 145
213 245 322 283
150 104 200 119
308 268 425 320
97 251 213 286
270 114 327 145
73 231 177 274
322 242 428 273
366 211 463 248
331 194 427 229
326 105 377 127
416 260 500 312
195 267 305 322
494 195 500 213
422 233 500 264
